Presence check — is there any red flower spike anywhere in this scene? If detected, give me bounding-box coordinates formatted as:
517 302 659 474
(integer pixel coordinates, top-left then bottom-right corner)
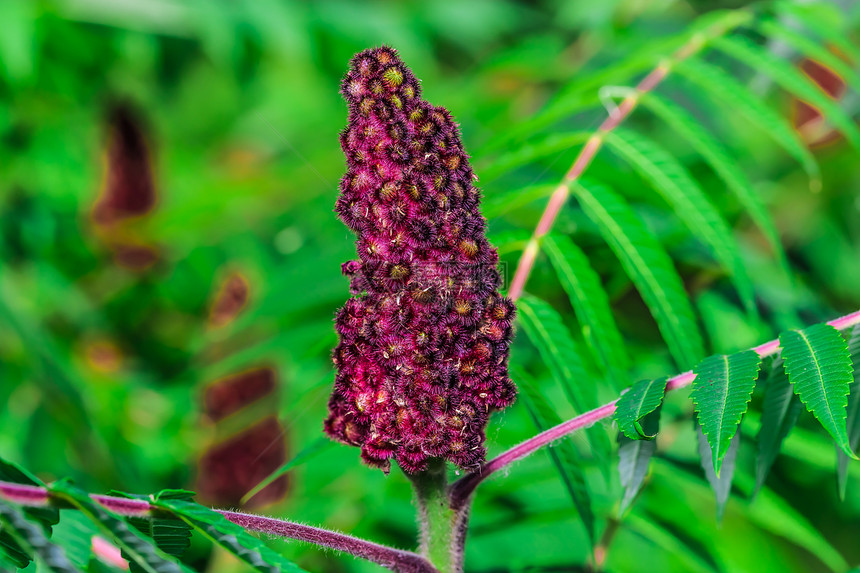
325 46 516 474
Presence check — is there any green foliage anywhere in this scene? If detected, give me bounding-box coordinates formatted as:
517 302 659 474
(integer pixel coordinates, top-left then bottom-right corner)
573 180 704 369
518 372 595 546
614 377 668 440
838 326 860 498
0 499 77 573
754 358 803 497
150 496 307 573
516 294 597 411
543 233 628 387
691 350 761 475
713 35 860 154
2 1 860 571
695 425 739 521
604 129 756 315
49 481 191 573
635 92 789 278
779 324 855 457
617 407 662 514
675 58 821 187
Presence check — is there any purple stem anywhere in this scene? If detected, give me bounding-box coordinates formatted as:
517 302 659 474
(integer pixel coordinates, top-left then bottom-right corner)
0 482 437 573
449 309 860 507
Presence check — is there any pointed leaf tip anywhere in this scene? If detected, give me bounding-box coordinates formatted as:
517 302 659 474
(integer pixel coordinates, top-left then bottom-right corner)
780 323 855 459
615 377 668 440
691 350 761 475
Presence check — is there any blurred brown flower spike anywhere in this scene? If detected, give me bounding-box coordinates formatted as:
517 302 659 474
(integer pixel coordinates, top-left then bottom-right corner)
196 367 289 509
208 271 251 328
202 368 277 422
792 58 847 147
93 104 157 224
91 103 160 270
196 416 289 509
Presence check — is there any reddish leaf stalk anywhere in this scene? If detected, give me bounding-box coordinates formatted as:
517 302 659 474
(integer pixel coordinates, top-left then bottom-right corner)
506 13 748 301
449 308 860 507
0 481 437 573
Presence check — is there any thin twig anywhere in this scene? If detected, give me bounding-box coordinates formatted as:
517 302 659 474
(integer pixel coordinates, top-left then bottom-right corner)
506 11 750 301
0 481 438 573
449 309 860 508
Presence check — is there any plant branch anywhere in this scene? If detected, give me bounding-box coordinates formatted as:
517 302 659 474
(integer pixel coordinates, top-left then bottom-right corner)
0 481 438 573
449 309 860 508
506 9 751 301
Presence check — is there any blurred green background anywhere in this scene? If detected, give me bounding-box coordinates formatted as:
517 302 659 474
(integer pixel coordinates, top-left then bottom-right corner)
2 0 860 571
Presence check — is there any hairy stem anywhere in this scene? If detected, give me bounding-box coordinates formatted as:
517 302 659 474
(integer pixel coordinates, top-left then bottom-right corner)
449 309 860 507
0 481 437 573
408 460 466 573
506 9 751 301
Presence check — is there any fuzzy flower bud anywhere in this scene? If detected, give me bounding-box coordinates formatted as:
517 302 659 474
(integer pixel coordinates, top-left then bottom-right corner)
324 46 516 474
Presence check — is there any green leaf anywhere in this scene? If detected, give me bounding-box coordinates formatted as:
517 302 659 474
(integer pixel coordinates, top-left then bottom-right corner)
838 325 860 498
518 371 595 546
480 131 591 181
573 180 704 369
242 437 334 505
696 424 739 521
543 233 628 388
779 323 854 457
617 406 662 514
676 59 820 188
623 513 718 573
483 184 556 219
691 350 762 475
614 377 668 440
0 457 59 569
754 357 802 498
516 294 597 411
605 128 756 316
516 294 612 479
126 517 191 573
49 511 103 570
0 499 78 573
49 481 190 573
757 17 860 96
637 92 790 278
150 496 307 573
713 35 860 155
773 0 860 64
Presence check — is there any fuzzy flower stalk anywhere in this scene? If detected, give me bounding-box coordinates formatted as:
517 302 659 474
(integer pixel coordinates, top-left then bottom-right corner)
325 46 516 474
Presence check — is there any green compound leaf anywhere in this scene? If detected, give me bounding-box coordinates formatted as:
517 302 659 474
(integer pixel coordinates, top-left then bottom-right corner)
637 92 790 280
516 294 611 479
543 233 628 388
773 0 860 64
780 323 855 458
49 480 191 573
0 499 78 573
676 59 820 189
754 357 803 498
713 35 860 155
838 325 860 498
615 377 668 440
605 129 756 316
481 131 591 181
696 423 740 521
691 350 762 475
0 457 59 569
516 294 597 412
518 370 595 547
757 17 860 96
573 180 704 370
150 496 307 573
617 406 662 514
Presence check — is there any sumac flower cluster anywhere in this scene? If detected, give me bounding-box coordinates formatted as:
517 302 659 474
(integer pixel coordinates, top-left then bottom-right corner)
325 46 516 474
